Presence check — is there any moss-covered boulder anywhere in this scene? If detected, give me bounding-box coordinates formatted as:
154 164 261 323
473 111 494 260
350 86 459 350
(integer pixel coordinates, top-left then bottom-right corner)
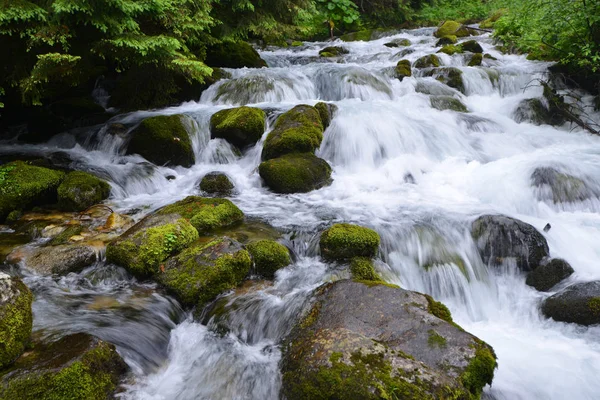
425 67 465 93
414 54 441 69
261 105 324 160
314 102 337 130
205 41 267 69
106 214 199 277
468 53 483 66
384 39 411 48
395 59 412 81
157 237 251 308
0 333 127 399
542 281 600 326
0 162 65 222
56 171 110 212
246 240 291 279
319 46 349 57
0 274 32 369
320 223 380 261
436 35 457 46
209 106 266 150
199 172 235 196
437 45 463 55
461 40 484 54
127 114 195 167
157 196 244 233
531 167 595 204
434 21 471 38
7 243 98 275
526 258 574 292
281 280 497 399
472 215 549 272
350 257 381 281
259 153 332 194
430 96 468 112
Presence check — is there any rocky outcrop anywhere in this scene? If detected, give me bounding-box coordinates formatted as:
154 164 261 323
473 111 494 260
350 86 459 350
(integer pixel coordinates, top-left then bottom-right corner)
468 53 483 66
526 258 574 291
0 274 32 368
209 106 266 150
542 281 600 325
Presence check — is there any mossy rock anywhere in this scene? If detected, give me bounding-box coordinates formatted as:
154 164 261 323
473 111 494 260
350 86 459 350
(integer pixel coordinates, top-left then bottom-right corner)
259 153 332 194
314 102 337 130
157 237 252 308
437 45 463 55
384 39 411 48
0 333 127 400
436 35 457 46
158 196 244 233
291 41 303 47
425 67 465 93
434 21 471 38
414 54 441 69
461 40 484 54
281 280 497 400
542 281 600 326
209 106 266 150
205 41 267 69
340 30 374 42
105 214 199 277
246 240 291 279
526 258 574 292
127 114 195 168
430 96 468 112
350 257 381 281
320 223 380 261
395 60 412 81
319 46 349 57
262 105 324 160
56 171 110 212
468 53 483 67
199 172 235 196
0 162 65 222
0 274 32 369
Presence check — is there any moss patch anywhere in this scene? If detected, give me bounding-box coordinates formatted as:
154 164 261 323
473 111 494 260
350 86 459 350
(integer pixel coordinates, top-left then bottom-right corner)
158 196 244 233
468 53 483 67
460 344 497 399
57 171 110 212
314 102 335 130
259 153 332 194
588 297 600 315
320 223 380 262
48 225 83 246
434 21 470 38
425 294 453 324
0 278 33 369
246 240 291 279
350 257 381 281
427 329 447 348
209 106 266 149
438 45 463 55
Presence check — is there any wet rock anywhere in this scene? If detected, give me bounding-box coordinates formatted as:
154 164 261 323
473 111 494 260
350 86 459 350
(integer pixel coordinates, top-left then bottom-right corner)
157 196 244 233
436 35 457 46
319 46 349 57
0 162 64 222
434 21 471 38
281 280 497 399
127 114 195 168
395 59 412 81
526 258 574 291
513 98 553 125
261 105 324 161
246 240 291 279
471 215 549 271
0 333 127 399
437 45 463 55
209 106 266 150
157 237 252 308
320 223 380 261
106 213 199 277
430 96 468 112
107 123 128 138
47 224 83 245
205 41 267 68
531 167 596 204
57 171 111 212
461 40 484 53
0 233 30 264
468 53 483 66
199 172 235 196
425 67 465 93
8 243 98 275
103 212 134 231
217 220 282 244
314 102 337 130
384 38 411 48
542 281 600 326
0 274 32 368
414 54 441 69
259 153 332 194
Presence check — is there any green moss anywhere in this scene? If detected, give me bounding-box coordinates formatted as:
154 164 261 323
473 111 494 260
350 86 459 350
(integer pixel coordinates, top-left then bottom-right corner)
320 223 380 262
291 41 303 47
319 46 348 57
424 294 453 324
158 196 244 233
438 45 463 55
259 153 332 194
246 240 291 279
414 54 441 69
350 257 381 281
299 301 322 329
588 297 600 315
56 171 110 212
127 114 195 167
199 173 234 196
262 105 324 161
158 238 252 307
436 35 457 46
459 344 497 399
205 41 267 69
319 52 335 58
48 225 83 246
0 278 33 369
427 329 447 348
468 53 483 67
209 106 266 149
395 60 412 80
434 21 470 38
314 102 333 130
0 162 65 221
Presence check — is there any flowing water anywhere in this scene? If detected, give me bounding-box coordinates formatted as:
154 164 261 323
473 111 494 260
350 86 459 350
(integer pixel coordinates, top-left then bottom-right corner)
2 27 600 399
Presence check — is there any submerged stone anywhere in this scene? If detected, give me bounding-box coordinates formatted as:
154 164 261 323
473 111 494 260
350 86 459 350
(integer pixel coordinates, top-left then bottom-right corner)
0 274 32 369
526 258 574 292
513 98 554 126
209 106 266 150
259 153 332 194
542 281 600 326
57 171 110 212
320 223 380 261
425 67 465 93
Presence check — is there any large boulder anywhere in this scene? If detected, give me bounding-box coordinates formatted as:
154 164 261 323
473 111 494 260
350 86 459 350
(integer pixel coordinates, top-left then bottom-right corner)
0 162 64 222
434 21 471 38
127 114 195 167
106 213 199 277
259 153 332 194
57 171 110 211
395 59 412 81
157 237 252 308
472 215 549 272
209 106 266 150
526 258 574 292
531 167 596 204
157 196 244 233
542 281 600 325
320 223 380 261
7 243 98 275
205 41 267 69
246 240 291 279
281 280 497 399
199 172 235 196
0 333 127 399
262 105 324 161
0 274 32 369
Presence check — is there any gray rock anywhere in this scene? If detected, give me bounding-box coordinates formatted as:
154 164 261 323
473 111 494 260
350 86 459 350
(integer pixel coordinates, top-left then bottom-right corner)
542 281 600 326
531 167 597 204
7 244 98 275
526 258 574 291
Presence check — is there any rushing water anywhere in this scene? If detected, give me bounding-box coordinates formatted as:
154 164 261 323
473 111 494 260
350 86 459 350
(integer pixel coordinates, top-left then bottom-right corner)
2 27 600 400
